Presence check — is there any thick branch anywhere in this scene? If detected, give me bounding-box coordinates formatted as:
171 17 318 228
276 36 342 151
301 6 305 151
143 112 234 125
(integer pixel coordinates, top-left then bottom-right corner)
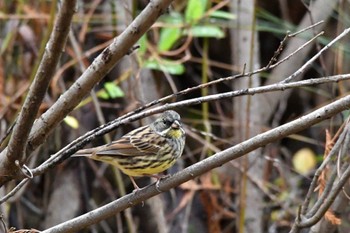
26 0 173 153
19 75 350 179
0 0 174 185
2 0 76 178
1 74 349 204
41 92 350 232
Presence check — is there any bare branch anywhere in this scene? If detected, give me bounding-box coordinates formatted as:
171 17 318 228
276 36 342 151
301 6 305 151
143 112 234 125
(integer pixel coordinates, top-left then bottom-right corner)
290 124 350 232
1 73 350 204
300 125 348 215
297 163 350 228
26 0 174 154
281 27 350 83
32 73 350 176
261 0 339 123
0 0 175 186
137 29 324 117
40 89 350 233
1 0 77 179
288 20 324 37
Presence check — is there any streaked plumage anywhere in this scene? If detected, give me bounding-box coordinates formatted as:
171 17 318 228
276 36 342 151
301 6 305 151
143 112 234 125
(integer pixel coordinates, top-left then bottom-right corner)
73 110 185 188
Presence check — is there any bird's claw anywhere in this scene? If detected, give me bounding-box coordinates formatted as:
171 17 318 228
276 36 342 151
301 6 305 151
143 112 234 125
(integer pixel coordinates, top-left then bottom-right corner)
155 179 162 192
154 174 171 192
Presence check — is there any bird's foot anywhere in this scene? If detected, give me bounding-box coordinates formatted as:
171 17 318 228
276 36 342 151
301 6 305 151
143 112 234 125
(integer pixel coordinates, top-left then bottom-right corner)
148 174 170 192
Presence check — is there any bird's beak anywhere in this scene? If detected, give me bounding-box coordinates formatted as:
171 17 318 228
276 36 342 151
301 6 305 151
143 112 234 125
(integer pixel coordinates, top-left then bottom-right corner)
171 120 180 129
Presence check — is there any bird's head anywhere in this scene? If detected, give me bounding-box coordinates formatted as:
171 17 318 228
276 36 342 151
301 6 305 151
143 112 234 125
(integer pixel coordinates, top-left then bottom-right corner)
152 110 185 139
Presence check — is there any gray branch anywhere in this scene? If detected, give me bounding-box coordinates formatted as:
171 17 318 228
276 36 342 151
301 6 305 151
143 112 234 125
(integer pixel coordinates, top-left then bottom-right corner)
0 0 174 186
1 0 77 180
26 0 173 153
40 89 350 233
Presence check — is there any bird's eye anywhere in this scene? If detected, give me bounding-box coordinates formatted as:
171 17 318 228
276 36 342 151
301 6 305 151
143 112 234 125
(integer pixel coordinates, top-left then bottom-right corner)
163 118 171 126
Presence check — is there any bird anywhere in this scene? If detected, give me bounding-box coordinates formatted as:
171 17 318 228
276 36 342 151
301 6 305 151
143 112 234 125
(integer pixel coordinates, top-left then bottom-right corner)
72 110 186 189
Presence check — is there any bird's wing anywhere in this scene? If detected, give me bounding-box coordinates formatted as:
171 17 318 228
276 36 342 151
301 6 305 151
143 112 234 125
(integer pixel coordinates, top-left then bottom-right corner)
73 145 105 157
96 126 162 157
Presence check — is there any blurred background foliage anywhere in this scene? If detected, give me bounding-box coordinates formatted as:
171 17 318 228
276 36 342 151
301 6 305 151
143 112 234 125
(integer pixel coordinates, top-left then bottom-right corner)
0 0 349 232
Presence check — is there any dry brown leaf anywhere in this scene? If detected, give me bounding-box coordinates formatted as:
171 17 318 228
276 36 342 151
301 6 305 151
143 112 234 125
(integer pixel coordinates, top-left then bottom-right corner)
316 171 326 194
316 129 342 226
315 129 332 195
325 210 341 225
179 173 220 191
199 172 220 190
166 190 195 220
179 179 201 191
200 192 222 233
324 129 332 155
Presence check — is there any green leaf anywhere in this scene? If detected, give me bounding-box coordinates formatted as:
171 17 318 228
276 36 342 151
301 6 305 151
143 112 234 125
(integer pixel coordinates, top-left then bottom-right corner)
64 115 79 129
98 82 124 99
342 109 350 119
158 27 182 51
209 10 236 20
144 59 185 75
185 25 225 38
161 12 183 24
158 13 184 51
185 0 207 23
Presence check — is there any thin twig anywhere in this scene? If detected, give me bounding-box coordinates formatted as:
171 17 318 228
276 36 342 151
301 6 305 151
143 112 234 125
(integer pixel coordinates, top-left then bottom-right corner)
306 165 338 218
39 92 350 233
266 20 324 68
0 119 16 147
298 163 350 228
300 125 349 215
34 73 350 173
271 31 323 69
300 2 328 76
23 0 175 156
1 73 350 204
120 29 324 123
281 27 350 83
0 20 324 189
288 20 324 37
0 179 29 204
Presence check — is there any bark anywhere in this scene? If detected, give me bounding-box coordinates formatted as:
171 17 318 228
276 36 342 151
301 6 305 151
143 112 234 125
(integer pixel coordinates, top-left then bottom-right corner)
0 0 175 186
231 0 264 232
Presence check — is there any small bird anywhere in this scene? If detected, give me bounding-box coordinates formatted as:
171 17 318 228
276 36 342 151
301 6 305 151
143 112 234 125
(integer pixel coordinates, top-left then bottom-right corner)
73 110 186 189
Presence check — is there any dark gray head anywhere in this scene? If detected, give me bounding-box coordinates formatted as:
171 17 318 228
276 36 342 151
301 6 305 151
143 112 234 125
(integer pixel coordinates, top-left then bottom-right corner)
151 110 184 137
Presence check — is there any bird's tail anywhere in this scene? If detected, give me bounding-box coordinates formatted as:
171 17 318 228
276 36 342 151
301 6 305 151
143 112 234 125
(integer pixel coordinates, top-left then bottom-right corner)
71 146 103 157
